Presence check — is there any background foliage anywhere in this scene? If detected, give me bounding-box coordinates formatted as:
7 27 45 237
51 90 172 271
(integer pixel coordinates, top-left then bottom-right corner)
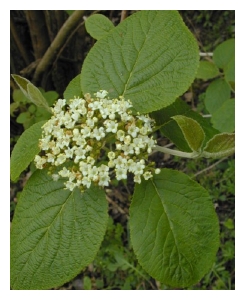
10 10 235 290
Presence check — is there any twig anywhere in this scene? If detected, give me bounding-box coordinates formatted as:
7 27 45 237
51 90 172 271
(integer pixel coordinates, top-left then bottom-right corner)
192 158 227 178
32 10 85 85
120 10 128 22
106 196 129 219
53 10 100 67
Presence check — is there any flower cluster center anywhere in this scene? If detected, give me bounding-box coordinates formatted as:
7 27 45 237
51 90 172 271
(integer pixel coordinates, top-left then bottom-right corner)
34 90 160 191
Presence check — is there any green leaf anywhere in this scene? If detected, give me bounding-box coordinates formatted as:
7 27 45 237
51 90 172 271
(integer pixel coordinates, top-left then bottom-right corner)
130 169 220 287
16 111 31 124
150 98 190 127
151 98 219 152
204 78 231 114
13 89 29 104
27 83 52 112
63 74 82 100
211 99 235 133
213 38 235 69
28 104 37 114
10 102 20 117
172 115 205 152
83 276 92 290
10 120 47 181
81 10 199 113
196 60 220 80
10 169 108 290
42 90 59 106
203 133 235 159
161 120 192 152
223 218 234 230
12 74 52 112
85 14 115 40
224 55 235 84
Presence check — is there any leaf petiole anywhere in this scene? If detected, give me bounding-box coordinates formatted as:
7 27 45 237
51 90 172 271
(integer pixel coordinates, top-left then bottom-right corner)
153 145 200 159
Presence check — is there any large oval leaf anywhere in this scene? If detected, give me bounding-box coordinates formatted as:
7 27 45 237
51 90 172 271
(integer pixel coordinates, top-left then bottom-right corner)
130 169 220 287
81 10 199 113
10 120 47 181
10 169 108 290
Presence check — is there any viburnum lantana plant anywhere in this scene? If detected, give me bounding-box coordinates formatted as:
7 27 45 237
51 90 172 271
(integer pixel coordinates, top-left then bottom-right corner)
10 11 234 290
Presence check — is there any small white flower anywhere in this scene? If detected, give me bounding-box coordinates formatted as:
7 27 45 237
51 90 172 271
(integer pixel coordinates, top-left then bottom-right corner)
128 124 140 138
155 168 161 174
88 101 101 110
98 164 109 175
82 176 91 188
143 171 153 180
104 120 118 133
115 156 127 168
42 121 53 134
108 151 116 160
116 130 125 141
59 167 70 177
79 162 90 176
98 174 110 186
46 152 55 163
92 127 105 141
86 156 95 165
71 111 80 121
80 126 91 138
96 90 108 99
86 118 95 128
140 127 148 135
124 135 131 145
34 155 46 169
115 168 127 180
65 147 74 158
55 153 66 166
134 174 141 184
116 143 122 150
132 161 145 175
64 180 76 191
108 160 115 168
52 174 60 181
88 166 98 180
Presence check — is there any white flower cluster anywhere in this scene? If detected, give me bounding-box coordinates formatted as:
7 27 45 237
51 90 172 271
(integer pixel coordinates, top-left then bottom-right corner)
34 90 160 191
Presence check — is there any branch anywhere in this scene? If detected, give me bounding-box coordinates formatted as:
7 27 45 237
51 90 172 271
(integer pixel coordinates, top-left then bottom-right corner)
120 10 128 22
53 10 100 67
32 10 85 85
